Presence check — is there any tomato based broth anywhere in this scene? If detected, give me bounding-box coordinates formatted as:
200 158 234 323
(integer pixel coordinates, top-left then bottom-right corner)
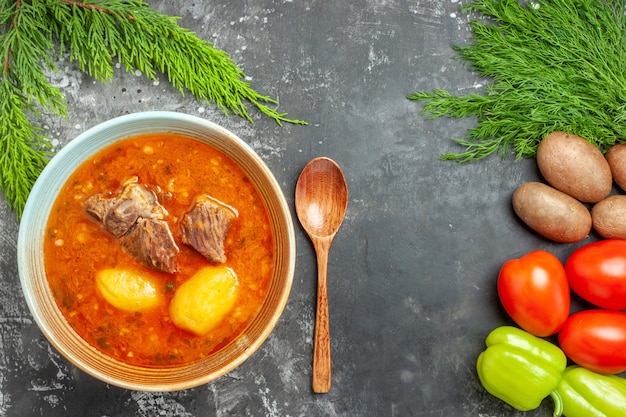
44 133 274 367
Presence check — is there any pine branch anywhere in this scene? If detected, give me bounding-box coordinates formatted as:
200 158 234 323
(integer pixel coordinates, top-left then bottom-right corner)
0 80 52 215
0 0 306 218
49 0 306 125
1 0 59 215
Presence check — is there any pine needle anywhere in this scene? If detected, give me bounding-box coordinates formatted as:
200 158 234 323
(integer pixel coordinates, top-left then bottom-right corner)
0 0 306 218
408 0 626 163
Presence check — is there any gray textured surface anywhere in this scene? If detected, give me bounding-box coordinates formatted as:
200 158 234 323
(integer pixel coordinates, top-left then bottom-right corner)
0 1 611 416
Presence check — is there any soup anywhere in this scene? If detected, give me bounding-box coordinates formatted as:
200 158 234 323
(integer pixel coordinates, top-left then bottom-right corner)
44 133 274 367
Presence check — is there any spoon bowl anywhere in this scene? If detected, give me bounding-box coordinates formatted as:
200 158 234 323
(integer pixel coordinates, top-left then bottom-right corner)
295 157 348 393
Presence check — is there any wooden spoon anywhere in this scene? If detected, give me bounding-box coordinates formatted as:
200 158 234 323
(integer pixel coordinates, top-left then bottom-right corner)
295 157 348 393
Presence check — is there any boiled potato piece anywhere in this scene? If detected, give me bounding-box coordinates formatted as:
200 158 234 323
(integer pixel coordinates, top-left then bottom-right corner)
96 268 163 312
169 266 239 336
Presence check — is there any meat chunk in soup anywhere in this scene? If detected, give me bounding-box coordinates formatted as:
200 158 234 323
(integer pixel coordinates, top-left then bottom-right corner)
85 179 167 237
179 195 238 264
120 218 179 273
84 178 179 273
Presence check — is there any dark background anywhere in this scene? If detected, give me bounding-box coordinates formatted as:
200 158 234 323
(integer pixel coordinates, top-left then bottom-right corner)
0 1 616 416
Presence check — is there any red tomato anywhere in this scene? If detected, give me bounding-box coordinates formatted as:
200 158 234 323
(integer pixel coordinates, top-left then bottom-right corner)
497 250 570 337
558 310 626 374
565 239 626 310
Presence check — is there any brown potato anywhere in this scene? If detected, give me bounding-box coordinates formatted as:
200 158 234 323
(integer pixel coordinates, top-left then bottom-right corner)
513 182 591 243
591 195 626 239
606 144 626 192
537 131 612 203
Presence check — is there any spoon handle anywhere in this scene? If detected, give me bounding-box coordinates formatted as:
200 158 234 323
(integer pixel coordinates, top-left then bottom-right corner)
312 237 332 393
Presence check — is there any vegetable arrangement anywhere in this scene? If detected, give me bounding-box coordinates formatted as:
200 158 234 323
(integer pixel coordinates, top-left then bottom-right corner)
479 240 626 414
409 0 626 412
513 132 626 243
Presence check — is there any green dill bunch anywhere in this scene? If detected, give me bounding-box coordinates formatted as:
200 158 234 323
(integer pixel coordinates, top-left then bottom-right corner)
408 0 626 163
0 0 305 218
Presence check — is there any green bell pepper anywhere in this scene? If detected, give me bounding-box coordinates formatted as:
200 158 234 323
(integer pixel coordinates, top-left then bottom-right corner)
476 326 567 411
553 366 626 417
